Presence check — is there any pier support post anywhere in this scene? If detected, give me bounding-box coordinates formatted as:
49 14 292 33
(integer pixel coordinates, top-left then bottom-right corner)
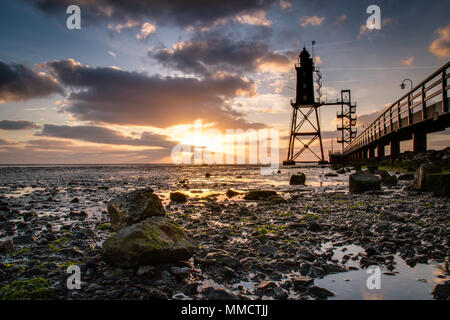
390 136 400 156
369 148 375 159
413 132 427 154
362 149 368 160
377 144 385 158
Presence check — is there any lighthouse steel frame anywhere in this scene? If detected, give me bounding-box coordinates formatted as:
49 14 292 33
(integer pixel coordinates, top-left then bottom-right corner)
284 48 357 165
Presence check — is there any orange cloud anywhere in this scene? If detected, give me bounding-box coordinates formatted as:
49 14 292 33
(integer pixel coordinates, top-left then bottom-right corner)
235 10 272 27
401 56 415 66
429 25 450 59
300 16 325 27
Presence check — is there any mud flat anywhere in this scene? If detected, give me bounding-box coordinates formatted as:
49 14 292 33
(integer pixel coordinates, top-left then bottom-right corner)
0 164 448 300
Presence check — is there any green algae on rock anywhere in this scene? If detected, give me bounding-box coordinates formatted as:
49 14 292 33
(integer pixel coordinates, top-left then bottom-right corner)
101 217 195 268
0 278 53 300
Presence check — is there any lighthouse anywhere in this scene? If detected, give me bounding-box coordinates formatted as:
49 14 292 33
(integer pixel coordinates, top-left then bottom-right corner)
296 47 315 106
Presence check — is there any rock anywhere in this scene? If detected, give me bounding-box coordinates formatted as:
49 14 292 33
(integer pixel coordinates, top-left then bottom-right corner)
417 163 442 190
136 265 156 277
417 166 450 196
336 168 346 174
143 287 169 300
205 173 211 178
13 234 35 245
325 173 338 177
170 192 187 203
101 217 195 268
181 282 199 296
244 190 277 200
398 174 415 181
349 173 381 194
257 281 277 292
383 175 398 187
170 267 190 278
70 198 80 203
307 286 335 299
226 189 240 198
0 239 14 253
365 246 379 257
0 278 53 300
206 288 237 300
290 173 306 186
431 282 450 300
367 164 379 174
292 276 314 290
107 188 165 231
308 222 322 232
222 266 235 278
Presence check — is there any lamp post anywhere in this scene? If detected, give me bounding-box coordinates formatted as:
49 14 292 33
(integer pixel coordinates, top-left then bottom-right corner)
400 78 413 90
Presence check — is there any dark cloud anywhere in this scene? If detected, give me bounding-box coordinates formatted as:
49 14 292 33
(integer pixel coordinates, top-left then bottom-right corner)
44 59 261 129
26 0 277 28
37 124 175 148
356 110 382 129
0 120 41 130
150 37 293 76
0 61 64 103
0 140 170 163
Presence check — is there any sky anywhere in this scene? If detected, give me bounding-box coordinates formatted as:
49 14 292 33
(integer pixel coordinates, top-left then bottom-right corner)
0 0 449 164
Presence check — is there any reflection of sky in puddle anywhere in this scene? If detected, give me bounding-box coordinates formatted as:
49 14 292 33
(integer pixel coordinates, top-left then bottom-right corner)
316 243 449 300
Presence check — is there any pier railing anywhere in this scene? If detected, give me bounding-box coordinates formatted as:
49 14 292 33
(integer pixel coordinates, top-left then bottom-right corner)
344 61 450 154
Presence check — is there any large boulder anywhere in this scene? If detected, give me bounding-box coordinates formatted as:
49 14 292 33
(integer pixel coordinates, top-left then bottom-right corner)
101 217 195 268
349 173 381 194
107 188 165 231
290 173 306 185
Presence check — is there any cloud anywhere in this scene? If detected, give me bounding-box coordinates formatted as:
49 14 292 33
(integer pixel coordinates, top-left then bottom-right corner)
150 37 293 76
279 0 292 12
335 14 347 25
44 59 261 129
26 0 277 29
356 110 382 129
37 124 175 148
0 61 64 103
107 19 139 33
234 10 271 27
0 140 171 163
136 22 156 40
401 56 415 66
429 25 450 59
358 18 392 40
300 16 325 28
0 138 17 145
0 120 41 130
